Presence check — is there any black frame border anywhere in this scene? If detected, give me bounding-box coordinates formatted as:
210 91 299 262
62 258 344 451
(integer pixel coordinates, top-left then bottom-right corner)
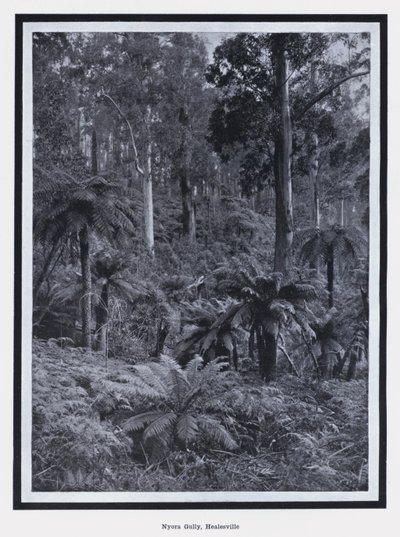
13 13 388 510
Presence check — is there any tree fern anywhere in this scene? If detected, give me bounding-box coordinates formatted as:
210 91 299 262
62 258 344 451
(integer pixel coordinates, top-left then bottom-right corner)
299 225 367 307
33 165 138 347
215 264 319 381
121 355 238 460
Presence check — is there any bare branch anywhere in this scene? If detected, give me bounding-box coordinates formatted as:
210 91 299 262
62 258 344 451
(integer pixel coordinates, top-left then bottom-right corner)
100 89 145 176
296 70 370 120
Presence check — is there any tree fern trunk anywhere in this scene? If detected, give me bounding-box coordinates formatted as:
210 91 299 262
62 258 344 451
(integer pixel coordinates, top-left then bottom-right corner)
79 225 92 348
346 349 358 381
152 318 169 357
263 330 278 382
319 342 334 379
256 325 278 382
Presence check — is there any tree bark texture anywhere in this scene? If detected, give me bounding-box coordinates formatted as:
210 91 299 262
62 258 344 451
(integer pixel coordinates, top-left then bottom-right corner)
143 141 155 256
256 325 278 382
346 349 358 381
327 243 334 308
274 49 293 273
180 163 196 242
79 225 92 347
319 343 337 380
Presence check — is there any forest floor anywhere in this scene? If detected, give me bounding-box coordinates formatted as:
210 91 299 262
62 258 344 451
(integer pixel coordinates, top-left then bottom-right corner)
32 339 368 493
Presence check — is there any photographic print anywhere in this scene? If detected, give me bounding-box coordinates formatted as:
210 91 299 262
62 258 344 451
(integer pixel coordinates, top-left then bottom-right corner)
14 15 387 508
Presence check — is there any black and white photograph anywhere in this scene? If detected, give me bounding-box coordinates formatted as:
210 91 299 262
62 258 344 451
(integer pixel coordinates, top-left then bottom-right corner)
13 14 387 509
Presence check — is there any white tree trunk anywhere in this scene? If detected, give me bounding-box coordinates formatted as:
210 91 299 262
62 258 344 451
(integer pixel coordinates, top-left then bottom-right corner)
143 141 155 257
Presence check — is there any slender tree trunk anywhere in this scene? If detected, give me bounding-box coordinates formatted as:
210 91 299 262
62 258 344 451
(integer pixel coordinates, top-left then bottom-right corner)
232 342 238 371
308 131 320 274
308 132 320 226
180 161 196 242
113 125 121 169
76 110 81 152
95 282 108 352
340 198 345 226
79 225 92 348
91 129 98 176
143 140 155 257
327 244 334 308
274 49 293 273
308 62 320 228
178 107 196 242
249 323 256 360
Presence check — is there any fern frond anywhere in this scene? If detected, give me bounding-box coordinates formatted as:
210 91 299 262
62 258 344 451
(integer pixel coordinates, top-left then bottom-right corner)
123 411 165 433
168 366 190 408
176 414 199 443
132 364 169 396
142 412 177 444
128 376 165 400
181 386 202 411
197 416 238 450
185 356 204 383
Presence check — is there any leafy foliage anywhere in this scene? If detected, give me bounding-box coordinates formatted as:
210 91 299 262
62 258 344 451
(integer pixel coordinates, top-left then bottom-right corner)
175 298 242 369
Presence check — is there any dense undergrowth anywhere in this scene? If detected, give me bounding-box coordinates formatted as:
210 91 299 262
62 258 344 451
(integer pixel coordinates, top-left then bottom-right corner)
32 339 368 492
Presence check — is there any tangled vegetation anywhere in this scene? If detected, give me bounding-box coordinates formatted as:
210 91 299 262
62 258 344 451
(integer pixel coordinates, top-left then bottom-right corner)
33 339 368 492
